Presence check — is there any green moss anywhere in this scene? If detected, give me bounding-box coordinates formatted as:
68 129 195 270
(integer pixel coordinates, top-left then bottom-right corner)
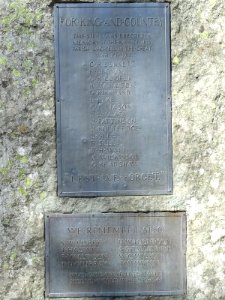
9 1 21 9
35 11 44 22
27 42 37 49
23 59 33 72
2 14 15 27
25 177 33 188
0 160 13 177
9 1 33 26
18 186 28 196
0 166 10 177
19 175 38 196
2 1 44 35
22 87 31 96
20 156 29 164
172 56 181 65
6 42 13 51
10 251 17 261
0 57 7 65
40 191 47 200
200 31 210 40
34 180 41 189
12 69 21 77
32 78 38 86
16 154 29 164
18 168 26 180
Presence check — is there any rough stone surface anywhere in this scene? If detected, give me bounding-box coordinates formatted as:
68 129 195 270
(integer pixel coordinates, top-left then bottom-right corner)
0 0 225 299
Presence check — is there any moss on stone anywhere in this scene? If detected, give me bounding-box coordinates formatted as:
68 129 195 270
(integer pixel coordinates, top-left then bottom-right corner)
18 186 28 196
27 42 37 49
10 251 17 261
12 69 21 77
172 56 181 65
18 168 26 180
0 161 13 180
6 42 13 51
40 191 47 200
2 0 44 36
31 78 38 86
23 59 33 72
16 154 29 164
200 31 210 40
0 57 7 65
22 87 32 96
25 177 33 188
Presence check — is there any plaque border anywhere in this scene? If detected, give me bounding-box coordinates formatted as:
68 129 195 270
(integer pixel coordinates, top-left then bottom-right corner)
54 3 172 197
45 212 186 297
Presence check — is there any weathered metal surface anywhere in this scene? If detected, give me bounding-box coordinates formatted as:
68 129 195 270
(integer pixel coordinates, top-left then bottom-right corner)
54 3 172 196
45 213 186 297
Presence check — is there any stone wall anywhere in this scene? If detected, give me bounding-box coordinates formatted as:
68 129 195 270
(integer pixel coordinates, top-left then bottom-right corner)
1 0 225 299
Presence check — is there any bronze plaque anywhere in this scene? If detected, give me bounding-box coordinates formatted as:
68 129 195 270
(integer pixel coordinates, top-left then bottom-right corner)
54 3 172 196
45 213 186 297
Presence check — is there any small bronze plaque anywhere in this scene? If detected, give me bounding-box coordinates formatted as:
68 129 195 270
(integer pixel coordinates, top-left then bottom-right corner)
54 3 172 196
45 213 186 297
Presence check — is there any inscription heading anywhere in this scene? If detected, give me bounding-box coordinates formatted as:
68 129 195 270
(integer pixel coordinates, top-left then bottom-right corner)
60 17 163 27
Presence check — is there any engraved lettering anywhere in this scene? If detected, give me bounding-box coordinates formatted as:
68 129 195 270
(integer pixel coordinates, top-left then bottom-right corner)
60 17 163 27
46 212 186 295
55 3 172 196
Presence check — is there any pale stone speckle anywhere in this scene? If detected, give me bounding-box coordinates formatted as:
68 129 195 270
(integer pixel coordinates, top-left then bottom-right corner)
211 228 225 243
208 194 218 207
43 110 52 116
27 171 38 181
210 178 220 189
17 146 30 156
199 168 205 175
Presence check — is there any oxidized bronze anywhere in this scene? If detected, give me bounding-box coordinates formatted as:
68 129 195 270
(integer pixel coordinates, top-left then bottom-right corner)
45 213 186 297
54 3 172 196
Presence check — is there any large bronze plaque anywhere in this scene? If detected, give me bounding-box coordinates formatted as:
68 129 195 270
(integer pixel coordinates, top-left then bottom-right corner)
54 3 172 196
45 213 186 297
